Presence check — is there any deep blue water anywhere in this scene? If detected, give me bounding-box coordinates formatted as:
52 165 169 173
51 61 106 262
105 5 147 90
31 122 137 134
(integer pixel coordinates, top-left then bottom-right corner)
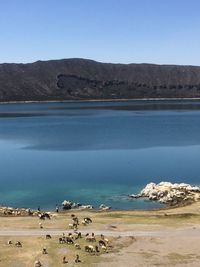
0 100 200 210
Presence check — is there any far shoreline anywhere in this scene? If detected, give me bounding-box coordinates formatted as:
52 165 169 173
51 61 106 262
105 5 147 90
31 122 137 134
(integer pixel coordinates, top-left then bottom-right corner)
0 200 191 214
0 200 196 218
1 97 200 105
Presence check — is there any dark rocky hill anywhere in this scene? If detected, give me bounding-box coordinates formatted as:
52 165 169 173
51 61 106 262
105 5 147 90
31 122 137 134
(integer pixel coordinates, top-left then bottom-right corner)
1 58 200 101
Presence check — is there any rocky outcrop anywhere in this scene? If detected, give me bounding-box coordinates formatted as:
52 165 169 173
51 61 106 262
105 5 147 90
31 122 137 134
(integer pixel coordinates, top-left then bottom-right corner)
62 200 112 210
0 206 38 216
129 182 200 206
62 200 93 210
1 58 200 101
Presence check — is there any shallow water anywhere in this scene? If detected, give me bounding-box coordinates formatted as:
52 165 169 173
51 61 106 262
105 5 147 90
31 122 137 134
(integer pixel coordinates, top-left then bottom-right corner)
0 100 200 210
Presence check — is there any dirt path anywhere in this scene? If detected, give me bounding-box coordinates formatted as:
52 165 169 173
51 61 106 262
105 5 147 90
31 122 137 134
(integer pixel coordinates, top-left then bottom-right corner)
0 226 199 237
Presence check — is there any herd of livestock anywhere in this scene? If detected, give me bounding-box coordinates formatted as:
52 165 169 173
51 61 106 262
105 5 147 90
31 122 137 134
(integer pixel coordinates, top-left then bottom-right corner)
6 212 112 266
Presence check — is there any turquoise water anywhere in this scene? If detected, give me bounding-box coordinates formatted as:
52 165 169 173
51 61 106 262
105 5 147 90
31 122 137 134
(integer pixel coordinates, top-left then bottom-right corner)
0 100 200 210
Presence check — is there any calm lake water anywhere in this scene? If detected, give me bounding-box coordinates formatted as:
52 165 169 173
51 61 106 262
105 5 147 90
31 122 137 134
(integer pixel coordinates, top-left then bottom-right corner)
0 100 200 210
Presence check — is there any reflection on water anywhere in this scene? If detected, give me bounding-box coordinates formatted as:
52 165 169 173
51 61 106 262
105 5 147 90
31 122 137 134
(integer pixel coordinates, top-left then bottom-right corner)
0 100 200 209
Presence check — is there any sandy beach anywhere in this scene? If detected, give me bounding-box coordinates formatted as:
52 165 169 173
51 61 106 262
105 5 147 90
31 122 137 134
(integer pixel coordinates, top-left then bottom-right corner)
0 202 200 266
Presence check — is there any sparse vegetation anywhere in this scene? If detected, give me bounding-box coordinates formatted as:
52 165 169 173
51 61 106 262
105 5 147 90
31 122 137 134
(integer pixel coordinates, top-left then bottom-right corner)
1 59 200 102
1 202 200 266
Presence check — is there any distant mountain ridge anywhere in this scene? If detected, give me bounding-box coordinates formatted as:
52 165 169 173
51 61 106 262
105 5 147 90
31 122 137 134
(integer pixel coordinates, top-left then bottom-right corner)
1 58 200 101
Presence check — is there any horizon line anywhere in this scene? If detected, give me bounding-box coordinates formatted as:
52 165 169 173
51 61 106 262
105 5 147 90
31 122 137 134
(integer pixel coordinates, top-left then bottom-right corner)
0 57 200 68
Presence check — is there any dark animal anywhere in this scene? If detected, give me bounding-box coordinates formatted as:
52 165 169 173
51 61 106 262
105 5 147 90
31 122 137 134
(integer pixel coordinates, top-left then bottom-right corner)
38 212 51 220
74 243 81 249
95 245 100 252
38 213 45 220
62 256 68 264
75 254 81 263
100 234 109 243
15 241 22 247
42 247 47 254
66 237 74 244
99 240 107 247
44 213 51 219
84 217 92 223
75 232 82 239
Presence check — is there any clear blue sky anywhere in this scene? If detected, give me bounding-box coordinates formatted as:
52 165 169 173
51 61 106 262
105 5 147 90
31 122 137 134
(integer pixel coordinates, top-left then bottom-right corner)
0 0 200 65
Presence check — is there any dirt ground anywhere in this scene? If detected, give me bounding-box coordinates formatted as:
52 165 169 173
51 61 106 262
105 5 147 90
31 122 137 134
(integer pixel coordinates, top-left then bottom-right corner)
1 202 200 266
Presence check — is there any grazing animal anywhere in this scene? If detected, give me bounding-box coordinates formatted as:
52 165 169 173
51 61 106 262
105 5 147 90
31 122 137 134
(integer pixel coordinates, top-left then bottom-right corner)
34 260 42 267
66 237 74 244
72 216 79 225
38 212 51 220
59 237 65 244
101 245 107 251
68 223 74 229
85 245 95 253
7 240 12 245
44 213 51 219
95 245 100 252
73 223 78 231
38 213 45 220
75 232 82 239
99 240 107 247
6 210 12 215
75 254 81 263
100 234 109 244
62 256 68 264
74 243 81 249
42 247 48 254
86 236 96 242
85 245 90 252
15 241 22 247
84 217 92 223
46 234 52 239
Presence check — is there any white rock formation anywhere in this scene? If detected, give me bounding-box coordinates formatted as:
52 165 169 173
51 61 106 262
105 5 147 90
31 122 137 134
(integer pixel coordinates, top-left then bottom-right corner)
130 182 200 205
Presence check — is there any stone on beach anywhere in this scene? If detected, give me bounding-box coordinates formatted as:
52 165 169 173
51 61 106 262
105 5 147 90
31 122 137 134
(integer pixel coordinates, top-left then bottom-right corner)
99 204 111 210
62 200 93 210
62 200 73 210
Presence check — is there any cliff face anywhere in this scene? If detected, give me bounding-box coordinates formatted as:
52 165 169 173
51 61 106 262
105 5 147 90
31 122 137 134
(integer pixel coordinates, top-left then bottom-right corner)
1 58 200 101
